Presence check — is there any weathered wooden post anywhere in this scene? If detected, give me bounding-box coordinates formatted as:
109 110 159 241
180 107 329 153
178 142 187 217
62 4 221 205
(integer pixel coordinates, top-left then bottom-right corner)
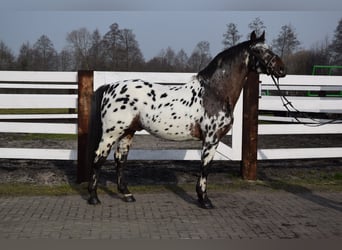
77 70 94 183
241 71 260 180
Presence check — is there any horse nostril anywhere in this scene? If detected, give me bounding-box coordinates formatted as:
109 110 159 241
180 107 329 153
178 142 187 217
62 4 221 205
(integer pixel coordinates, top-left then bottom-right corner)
278 68 286 77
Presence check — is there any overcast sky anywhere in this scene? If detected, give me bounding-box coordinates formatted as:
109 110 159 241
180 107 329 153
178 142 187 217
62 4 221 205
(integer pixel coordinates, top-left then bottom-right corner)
0 0 341 60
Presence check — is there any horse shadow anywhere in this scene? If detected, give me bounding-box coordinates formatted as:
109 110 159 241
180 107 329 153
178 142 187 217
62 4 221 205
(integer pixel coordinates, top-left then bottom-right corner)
53 159 342 213
258 167 342 213
50 160 120 201
53 159 198 204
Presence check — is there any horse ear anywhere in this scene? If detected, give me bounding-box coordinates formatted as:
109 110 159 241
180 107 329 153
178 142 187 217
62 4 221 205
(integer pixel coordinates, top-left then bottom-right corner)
250 31 257 41
259 31 265 41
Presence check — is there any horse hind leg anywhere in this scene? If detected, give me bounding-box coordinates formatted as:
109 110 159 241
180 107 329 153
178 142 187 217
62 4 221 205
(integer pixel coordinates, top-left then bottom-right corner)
88 135 117 205
88 156 106 205
115 133 136 202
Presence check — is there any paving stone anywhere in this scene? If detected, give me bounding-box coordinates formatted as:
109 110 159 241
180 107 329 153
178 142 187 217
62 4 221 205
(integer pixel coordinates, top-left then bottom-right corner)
0 190 341 239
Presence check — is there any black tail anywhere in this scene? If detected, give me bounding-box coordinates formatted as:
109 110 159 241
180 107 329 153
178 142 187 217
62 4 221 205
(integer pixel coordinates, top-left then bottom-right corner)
86 84 109 173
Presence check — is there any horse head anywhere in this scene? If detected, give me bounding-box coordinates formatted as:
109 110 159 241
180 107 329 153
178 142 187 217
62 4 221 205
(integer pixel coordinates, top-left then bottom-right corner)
248 31 286 78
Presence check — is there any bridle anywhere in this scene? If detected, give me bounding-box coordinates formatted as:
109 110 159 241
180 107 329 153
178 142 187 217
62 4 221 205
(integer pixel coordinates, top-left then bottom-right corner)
248 46 342 127
248 46 278 76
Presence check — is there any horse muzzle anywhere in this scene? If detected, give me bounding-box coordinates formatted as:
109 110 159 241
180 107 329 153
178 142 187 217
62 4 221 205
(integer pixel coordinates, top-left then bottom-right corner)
267 56 286 78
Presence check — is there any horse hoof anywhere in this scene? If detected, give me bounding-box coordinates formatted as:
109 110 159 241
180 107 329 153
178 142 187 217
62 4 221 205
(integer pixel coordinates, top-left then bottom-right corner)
198 198 214 209
88 196 101 205
123 194 136 202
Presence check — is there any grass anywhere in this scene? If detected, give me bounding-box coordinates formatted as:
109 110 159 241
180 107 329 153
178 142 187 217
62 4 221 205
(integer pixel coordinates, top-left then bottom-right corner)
0 174 341 197
18 133 77 140
0 108 72 114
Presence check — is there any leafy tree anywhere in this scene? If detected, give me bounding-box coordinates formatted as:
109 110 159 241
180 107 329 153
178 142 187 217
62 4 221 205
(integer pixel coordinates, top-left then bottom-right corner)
272 24 300 58
0 40 15 70
330 18 342 65
222 23 242 49
248 17 266 37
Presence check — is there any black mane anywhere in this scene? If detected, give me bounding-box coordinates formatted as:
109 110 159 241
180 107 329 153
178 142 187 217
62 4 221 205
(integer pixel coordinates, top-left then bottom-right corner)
197 40 253 80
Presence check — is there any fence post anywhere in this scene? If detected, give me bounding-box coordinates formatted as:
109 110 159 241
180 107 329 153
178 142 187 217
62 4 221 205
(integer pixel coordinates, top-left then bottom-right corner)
77 70 94 183
241 72 260 180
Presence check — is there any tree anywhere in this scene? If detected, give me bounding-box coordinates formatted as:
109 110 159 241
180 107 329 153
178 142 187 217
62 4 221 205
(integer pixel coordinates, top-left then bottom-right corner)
222 23 242 49
88 29 105 70
272 24 300 59
164 47 176 68
248 17 266 37
119 28 144 71
17 42 34 70
58 49 74 71
102 23 122 70
32 35 57 70
188 41 211 71
66 27 93 70
330 18 342 65
145 48 174 72
174 49 189 72
0 41 15 70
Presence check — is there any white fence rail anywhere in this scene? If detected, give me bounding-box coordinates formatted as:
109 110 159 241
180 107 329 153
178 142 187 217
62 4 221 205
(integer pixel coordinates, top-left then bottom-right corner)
0 71 78 160
257 74 342 160
0 71 341 161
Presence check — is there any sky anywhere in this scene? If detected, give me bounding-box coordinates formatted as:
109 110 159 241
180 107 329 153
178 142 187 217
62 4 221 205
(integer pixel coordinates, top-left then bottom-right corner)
0 0 341 60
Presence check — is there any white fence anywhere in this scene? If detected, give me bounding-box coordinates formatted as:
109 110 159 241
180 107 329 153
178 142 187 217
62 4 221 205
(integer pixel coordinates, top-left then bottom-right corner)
0 71 78 160
0 71 341 161
257 74 342 160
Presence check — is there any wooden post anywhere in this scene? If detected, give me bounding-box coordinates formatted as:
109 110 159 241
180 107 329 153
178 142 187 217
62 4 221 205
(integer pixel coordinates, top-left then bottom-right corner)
77 70 94 183
241 72 260 180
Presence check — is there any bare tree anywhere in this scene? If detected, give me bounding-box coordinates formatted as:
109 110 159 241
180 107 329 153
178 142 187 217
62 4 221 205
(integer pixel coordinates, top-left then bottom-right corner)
145 48 174 72
163 46 176 67
248 17 266 37
330 18 342 65
58 49 74 71
66 27 93 70
17 42 34 70
102 23 122 70
188 41 211 71
32 35 57 70
119 28 144 71
272 24 301 59
174 49 189 72
88 29 105 70
222 23 242 49
0 41 15 70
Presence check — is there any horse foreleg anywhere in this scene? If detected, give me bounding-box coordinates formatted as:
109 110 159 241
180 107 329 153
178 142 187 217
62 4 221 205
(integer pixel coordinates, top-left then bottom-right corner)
115 134 136 202
196 142 218 209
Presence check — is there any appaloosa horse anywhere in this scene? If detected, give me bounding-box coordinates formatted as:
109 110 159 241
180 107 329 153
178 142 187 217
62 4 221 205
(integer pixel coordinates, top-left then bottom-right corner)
87 31 286 209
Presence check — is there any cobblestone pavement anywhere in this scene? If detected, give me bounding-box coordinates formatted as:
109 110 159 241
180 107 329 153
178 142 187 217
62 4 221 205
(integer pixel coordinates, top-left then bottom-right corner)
0 190 341 239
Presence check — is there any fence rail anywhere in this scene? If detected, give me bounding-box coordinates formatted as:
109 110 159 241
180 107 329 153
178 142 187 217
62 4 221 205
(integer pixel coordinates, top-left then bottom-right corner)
0 71 341 163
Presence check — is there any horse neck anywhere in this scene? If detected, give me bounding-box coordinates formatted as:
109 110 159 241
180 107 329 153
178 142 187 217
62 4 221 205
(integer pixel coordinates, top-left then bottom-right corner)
205 53 250 112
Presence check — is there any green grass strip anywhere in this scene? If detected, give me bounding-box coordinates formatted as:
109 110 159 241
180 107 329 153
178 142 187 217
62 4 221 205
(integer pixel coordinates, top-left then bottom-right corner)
0 178 341 197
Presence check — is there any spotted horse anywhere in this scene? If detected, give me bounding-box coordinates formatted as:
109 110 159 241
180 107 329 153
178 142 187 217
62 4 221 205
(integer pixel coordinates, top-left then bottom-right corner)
87 31 286 209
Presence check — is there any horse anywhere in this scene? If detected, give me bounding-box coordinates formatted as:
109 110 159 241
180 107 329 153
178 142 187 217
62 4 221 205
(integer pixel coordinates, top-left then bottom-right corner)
87 31 286 209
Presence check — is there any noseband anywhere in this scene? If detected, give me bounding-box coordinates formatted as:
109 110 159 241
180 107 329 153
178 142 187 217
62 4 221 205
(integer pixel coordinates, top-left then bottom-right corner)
249 47 278 75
